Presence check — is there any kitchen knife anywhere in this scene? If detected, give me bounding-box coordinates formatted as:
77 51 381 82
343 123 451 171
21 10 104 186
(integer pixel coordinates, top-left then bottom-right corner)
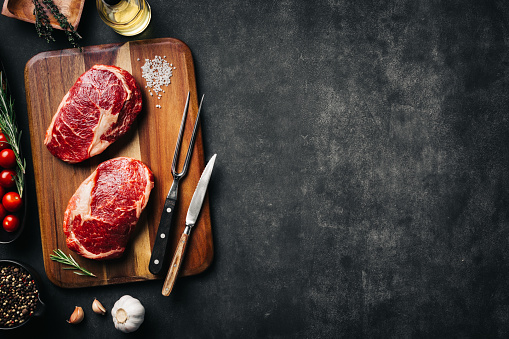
162 154 217 296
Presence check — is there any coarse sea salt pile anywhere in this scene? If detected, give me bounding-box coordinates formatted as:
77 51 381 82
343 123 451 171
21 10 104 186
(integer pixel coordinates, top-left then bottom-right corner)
140 55 176 107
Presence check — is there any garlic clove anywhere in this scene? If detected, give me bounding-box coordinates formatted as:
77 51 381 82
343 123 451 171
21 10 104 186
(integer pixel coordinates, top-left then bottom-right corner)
92 298 107 315
67 306 84 324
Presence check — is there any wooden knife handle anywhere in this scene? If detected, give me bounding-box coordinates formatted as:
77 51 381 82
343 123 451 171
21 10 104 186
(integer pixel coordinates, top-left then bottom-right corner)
162 231 189 296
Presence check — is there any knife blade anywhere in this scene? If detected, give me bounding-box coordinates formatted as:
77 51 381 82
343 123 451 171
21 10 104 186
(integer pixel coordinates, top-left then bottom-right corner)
162 154 217 296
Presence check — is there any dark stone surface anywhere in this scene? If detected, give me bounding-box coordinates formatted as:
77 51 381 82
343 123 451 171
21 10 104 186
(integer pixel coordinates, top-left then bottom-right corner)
1 0 509 337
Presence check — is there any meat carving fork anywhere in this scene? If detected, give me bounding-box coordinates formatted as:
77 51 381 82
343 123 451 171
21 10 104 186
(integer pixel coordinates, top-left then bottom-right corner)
149 91 204 275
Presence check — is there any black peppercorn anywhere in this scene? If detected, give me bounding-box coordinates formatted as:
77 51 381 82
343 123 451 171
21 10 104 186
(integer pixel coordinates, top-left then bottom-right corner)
0 264 39 327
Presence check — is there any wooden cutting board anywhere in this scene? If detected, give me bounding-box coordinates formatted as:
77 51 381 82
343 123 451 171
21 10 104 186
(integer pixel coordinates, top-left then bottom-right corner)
25 38 213 288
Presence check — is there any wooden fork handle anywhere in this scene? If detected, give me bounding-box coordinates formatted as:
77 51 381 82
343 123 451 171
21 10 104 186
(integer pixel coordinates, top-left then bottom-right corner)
162 231 189 296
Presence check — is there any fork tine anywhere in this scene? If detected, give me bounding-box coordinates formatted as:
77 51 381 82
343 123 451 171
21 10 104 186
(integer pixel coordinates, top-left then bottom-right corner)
171 91 191 176
180 94 204 176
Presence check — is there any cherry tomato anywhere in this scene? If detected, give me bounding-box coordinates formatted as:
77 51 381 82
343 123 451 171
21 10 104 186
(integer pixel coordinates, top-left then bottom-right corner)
0 149 15 168
2 215 20 232
0 133 9 151
0 169 16 188
2 192 22 212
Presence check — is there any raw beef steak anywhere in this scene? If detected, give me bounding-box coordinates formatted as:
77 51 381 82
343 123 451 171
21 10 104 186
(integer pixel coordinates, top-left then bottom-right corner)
63 157 154 260
44 65 142 163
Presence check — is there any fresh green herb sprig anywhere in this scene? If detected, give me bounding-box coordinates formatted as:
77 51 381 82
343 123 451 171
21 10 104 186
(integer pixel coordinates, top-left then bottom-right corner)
32 0 82 50
50 249 96 277
0 70 26 198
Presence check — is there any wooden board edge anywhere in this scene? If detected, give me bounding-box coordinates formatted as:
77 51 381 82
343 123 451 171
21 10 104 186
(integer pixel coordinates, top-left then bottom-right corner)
181 241 214 277
25 57 64 289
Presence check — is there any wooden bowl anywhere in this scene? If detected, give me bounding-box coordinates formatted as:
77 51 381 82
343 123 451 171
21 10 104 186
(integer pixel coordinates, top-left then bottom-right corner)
1 0 85 30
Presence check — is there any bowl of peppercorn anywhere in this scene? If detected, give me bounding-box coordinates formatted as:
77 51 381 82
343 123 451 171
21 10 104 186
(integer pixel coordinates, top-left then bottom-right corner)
0 260 45 330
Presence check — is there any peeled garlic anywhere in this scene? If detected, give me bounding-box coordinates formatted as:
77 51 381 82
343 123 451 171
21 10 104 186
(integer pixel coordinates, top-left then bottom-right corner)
67 306 84 324
92 298 107 315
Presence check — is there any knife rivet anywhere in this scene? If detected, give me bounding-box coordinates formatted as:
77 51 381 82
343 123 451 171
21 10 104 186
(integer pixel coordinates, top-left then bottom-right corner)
160 233 166 239
154 259 160 265
167 207 172 213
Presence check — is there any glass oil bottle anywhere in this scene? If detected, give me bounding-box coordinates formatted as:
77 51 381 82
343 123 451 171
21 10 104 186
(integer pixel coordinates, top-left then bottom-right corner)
96 0 152 36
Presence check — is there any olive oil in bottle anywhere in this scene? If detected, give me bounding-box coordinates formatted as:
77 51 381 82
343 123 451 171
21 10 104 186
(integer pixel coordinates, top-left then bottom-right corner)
96 0 151 36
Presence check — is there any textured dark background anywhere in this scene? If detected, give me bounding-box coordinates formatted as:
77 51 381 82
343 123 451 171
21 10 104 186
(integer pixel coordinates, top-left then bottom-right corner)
1 0 509 337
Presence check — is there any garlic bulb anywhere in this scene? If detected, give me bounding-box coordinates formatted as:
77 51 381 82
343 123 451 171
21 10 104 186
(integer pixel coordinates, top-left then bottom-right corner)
111 295 145 333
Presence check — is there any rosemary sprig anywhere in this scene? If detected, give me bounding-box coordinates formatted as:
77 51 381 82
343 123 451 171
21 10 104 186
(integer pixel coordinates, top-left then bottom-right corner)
0 70 26 198
50 249 97 277
33 0 82 50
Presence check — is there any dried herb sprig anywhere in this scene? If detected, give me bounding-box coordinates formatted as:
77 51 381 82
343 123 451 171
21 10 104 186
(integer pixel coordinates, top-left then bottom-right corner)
42 0 82 49
0 70 26 198
32 0 82 50
49 249 96 277
32 0 54 43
